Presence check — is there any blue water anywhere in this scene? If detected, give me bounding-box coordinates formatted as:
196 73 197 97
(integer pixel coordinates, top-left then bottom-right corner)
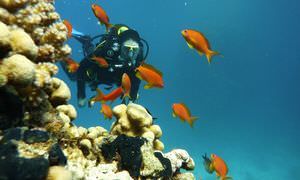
55 0 300 179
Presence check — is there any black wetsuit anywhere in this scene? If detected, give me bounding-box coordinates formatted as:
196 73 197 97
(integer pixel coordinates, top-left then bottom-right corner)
76 29 144 103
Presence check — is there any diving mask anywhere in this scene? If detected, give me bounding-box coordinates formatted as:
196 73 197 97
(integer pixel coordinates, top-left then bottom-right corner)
121 39 140 65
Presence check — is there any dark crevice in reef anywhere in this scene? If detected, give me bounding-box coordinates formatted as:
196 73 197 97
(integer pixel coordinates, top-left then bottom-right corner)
23 129 50 144
101 134 146 178
0 45 11 59
154 152 173 179
0 128 67 180
0 129 50 180
48 143 67 166
0 87 24 130
0 142 49 180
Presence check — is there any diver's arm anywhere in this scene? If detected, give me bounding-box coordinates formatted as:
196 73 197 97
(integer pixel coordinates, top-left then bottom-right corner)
128 71 141 102
76 59 91 107
77 79 86 107
128 48 144 101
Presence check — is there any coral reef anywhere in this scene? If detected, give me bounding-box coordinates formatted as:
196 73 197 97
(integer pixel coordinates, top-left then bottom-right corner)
0 1 70 62
111 103 164 151
163 149 195 174
0 128 59 179
0 0 196 179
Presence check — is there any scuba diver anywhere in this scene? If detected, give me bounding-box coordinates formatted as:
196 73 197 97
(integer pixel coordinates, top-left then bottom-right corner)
61 24 149 107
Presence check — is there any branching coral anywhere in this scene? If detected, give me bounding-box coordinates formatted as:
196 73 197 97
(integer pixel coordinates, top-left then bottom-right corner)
0 0 29 10
0 0 71 62
34 62 58 88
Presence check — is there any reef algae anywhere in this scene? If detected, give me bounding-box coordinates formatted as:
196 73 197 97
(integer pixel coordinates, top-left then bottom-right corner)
0 0 196 179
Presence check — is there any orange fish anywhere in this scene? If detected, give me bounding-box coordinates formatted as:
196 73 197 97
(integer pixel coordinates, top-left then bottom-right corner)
91 56 109 68
91 4 112 31
121 73 131 99
100 103 113 120
64 57 79 73
211 154 232 180
63 20 72 38
172 103 197 127
181 29 220 64
135 63 164 89
92 87 123 103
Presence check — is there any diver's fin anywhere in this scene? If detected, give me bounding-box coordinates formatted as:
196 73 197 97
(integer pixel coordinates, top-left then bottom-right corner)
72 28 85 37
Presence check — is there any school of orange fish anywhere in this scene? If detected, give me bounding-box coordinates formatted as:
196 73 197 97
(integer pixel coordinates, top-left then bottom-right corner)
62 3 231 179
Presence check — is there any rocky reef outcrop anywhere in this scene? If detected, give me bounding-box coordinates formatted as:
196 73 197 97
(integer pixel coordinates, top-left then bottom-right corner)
0 0 196 179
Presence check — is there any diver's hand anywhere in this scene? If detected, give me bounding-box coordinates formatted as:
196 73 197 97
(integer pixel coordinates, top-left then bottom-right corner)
78 98 86 107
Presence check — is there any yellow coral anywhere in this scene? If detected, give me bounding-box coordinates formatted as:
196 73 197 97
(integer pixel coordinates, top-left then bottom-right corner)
1 0 70 62
41 22 67 45
0 74 8 87
49 77 71 106
56 104 77 120
22 86 49 107
34 62 58 87
0 22 10 45
9 27 38 59
47 166 72 180
0 54 36 86
37 44 56 61
0 0 29 9
0 7 15 24
111 103 165 151
14 1 57 31
153 139 164 151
